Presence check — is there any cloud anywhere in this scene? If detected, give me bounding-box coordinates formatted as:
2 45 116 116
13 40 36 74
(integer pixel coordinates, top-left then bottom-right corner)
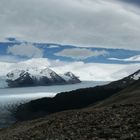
0 58 140 81
52 61 140 81
119 0 140 7
55 48 108 60
48 45 60 48
6 37 18 42
0 0 140 50
0 55 22 63
19 58 51 69
0 58 51 76
7 43 44 58
109 55 140 62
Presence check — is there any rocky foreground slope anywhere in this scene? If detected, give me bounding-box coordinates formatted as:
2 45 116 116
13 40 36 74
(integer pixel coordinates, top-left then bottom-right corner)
0 103 140 140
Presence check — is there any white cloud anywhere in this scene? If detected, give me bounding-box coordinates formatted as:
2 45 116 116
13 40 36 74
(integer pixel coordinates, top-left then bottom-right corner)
19 58 51 69
52 61 140 81
0 58 140 81
0 55 22 63
55 48 108 60
0 58 50 76
52 62 140 81
0 0 140 50
109 55 140 62
48 45 60 48
7 43 44 58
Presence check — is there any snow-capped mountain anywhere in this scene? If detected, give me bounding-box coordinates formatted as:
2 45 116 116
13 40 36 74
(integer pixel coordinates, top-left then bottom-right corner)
107 69 140 90
61 72 81 84
6 68 81 87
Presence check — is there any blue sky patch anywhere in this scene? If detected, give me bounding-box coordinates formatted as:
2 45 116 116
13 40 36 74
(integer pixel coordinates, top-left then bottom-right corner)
0 40 140 64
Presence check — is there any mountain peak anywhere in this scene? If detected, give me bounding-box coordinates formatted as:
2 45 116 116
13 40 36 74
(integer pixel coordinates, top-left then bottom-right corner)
64 72 79 78
6 69 27 81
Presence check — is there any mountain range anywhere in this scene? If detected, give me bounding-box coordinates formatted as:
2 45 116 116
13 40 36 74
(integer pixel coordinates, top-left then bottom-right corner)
6 68 81 87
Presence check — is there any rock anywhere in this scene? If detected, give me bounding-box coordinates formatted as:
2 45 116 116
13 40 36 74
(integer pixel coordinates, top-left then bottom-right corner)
120 134 131 140
0 104 140 140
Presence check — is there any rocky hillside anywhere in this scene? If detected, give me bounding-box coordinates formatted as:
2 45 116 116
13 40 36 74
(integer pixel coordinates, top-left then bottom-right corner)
94 79 140 108
6 68 81 87
0 104 139 139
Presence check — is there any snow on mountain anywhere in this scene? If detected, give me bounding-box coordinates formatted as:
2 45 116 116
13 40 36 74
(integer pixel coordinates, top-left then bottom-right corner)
0 58 50 76
61 72 81 83
131 70 140 80
114 69 140 88
65 72 76 78
6 67 81 87
61 74 71 81
6 68 58 82
6 68 55 82
40 68 56 79
7 69 26 81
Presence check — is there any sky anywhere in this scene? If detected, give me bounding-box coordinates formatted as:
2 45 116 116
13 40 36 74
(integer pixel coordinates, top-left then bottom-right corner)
0 0 140 81
0 0 140 50
120 0 140 6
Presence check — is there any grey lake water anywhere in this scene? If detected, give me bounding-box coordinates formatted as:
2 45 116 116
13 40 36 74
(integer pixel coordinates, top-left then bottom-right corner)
0 81 108 128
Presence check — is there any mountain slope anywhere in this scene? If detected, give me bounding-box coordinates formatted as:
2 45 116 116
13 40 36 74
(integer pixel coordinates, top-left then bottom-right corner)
94 79 140 108
93 69 140 107
61 72 81 84
13 69 140 121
